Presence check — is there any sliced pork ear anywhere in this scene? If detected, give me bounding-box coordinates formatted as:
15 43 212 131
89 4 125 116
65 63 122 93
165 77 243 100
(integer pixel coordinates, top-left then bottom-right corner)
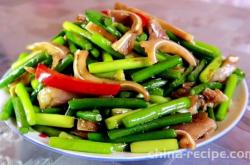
106 10 143 55
148 19 168 40
172 112 217 141
85 22 117 42
188 96 201 115
71 130 88 139
212 55 239 82
141 39 197 65
176 130 196 150
77 119 99 132
114 2 194 42
27 42 69 68
202 88 228 106
37 87 76 109
75 14 86 23
111 31 137 55
172 82 195 98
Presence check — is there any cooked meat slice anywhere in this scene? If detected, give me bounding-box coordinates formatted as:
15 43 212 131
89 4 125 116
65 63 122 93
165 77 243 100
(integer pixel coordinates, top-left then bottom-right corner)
148 19 168 40
202 88 228 106
71 130 88 139
176 130 196 150
77 119 99 132
172 112 217 141
212 55 239 82
38 87 76 109
172 82 194 98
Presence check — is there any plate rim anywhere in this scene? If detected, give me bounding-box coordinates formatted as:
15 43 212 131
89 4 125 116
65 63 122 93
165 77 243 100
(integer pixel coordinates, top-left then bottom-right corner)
4 80 249 162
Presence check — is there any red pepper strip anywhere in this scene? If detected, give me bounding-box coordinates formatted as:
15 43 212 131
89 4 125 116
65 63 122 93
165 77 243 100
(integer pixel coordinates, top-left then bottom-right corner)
101 10 108 15
35 64 121 96
134 12 149 27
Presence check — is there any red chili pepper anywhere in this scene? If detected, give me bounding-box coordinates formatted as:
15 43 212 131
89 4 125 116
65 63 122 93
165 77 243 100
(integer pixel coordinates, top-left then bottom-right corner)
35 64 121 96
101 10 109 15
135 12 149 27
39 133 48 138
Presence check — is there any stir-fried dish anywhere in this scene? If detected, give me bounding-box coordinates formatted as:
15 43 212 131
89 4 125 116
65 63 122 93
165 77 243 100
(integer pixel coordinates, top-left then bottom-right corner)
0 2 246 154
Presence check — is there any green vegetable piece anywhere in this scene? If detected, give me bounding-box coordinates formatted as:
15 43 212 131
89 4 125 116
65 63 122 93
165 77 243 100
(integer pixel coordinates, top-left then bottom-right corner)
17 52 29 61
12 97 29 134
85 10 122 37
59 132 81 140
76 111 102 122
114 22 129 33
33 106 41 113
0 97 14 121
11 51 40 69
166 30 219 61
188 59 207 82
90 33 123 58
41 108 64 114
15 83 36 125
170 66 193 88
200 56 222 83
105 110 139 130
88 132 108 142
102 52 113 62
68 41 78 54
143 78 167 89
150 95 170 104
90 48 100 58
122 97 191 128
66 31 92 50
89 57 152 73
113 129 176 143
65 107 75 116
108 113 192 139
195 41 221 57
160 68 182 80
55 54 74 72
69 98 148 110
131 56 182 82
117 91 134 98
35 113 74 128
0 52 48 88
148 87 164 96
51 31 65 40
136 33 148 42
31 79 40 90
32 125 61 137
63 21 123 58
190 82 223 95
233 68 245 83
49 137 126 154
134 41 145 54
130 139 179 153
216 74 239 121
52 36 65 45
111 108 132 116
208 107 215 120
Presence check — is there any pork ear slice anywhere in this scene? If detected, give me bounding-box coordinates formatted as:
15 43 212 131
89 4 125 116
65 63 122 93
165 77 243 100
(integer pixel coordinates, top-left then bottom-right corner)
148 19 168 40
114 2 194 42
77 119 99 132
172 112 217 141
37 87 76 109
106 10 143 55
211 55 239 82
176 130 196 150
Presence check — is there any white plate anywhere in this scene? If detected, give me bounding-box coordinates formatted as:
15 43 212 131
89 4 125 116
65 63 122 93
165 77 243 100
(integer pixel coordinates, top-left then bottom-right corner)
2 80 248 161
